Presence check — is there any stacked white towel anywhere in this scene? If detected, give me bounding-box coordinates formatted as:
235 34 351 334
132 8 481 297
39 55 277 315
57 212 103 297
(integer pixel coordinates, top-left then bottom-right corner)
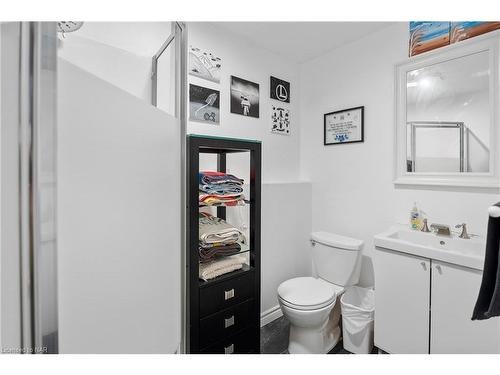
199 212 245 246
199 256 246 281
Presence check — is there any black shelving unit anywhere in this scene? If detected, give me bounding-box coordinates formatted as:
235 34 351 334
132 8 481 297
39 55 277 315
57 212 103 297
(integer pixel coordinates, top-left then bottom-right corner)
186 135 261 354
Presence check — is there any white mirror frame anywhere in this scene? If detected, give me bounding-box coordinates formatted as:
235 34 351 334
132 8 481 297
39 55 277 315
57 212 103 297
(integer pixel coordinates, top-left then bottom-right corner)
394 31 500 188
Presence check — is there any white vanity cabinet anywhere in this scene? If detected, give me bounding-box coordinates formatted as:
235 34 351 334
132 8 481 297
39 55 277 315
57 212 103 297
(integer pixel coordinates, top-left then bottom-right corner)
431 261 500 353
374 248 430 353
374 247 500 354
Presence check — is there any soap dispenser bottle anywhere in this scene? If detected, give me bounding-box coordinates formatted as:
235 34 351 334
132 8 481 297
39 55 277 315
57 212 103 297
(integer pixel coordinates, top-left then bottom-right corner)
410 202 422 230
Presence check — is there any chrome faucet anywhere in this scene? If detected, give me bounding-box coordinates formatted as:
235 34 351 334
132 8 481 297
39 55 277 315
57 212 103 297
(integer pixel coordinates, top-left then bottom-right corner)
430 223 451 236
455 223 470 239
421 218 431 232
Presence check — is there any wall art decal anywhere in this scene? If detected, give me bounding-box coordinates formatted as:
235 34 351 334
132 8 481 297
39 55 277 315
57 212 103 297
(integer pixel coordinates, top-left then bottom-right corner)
271 105 290 135
189 84 220 125
188 46 222 83
409 22 450 56
270 76 290 103
450 22 500 43
230 76 260 118
324 106 364 145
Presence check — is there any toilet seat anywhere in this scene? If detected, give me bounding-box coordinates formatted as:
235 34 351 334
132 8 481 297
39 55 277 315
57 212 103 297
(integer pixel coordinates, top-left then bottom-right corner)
278 277 343 311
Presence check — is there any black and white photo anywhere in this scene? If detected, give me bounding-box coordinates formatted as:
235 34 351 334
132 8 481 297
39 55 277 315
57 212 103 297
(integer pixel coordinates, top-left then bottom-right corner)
270 76 290 103
188 45 222 83
189 84 220 124
230 75 260 118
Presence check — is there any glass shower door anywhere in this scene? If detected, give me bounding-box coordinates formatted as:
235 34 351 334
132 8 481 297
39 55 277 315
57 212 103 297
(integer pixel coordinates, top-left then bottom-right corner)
56 22 186 353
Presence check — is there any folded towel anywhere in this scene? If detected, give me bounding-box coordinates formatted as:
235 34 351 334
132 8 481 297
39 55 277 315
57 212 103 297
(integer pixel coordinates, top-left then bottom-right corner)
199 192 243 200
199 212 246 245
199 171 244 186
199 183 244 195
199 256 246 281
199 243 242 263
199 194 245 207
198 171 245 206
472 202 500 320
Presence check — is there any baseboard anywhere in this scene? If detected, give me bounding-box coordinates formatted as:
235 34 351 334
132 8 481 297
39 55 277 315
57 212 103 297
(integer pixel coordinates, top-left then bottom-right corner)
260 305 283 327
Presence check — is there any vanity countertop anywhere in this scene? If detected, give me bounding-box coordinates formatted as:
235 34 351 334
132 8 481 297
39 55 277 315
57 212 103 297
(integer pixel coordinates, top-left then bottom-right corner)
374 225 486 270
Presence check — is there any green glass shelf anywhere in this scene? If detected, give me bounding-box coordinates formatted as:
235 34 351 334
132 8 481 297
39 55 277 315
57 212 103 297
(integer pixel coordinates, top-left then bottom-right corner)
188 134 261 144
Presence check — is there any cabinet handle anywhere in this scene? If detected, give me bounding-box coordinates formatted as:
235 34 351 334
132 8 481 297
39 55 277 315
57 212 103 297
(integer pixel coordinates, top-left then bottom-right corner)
420 262 427 271
224 289 235 300
435 265 442 274
224 315 235 328
224 343 234 354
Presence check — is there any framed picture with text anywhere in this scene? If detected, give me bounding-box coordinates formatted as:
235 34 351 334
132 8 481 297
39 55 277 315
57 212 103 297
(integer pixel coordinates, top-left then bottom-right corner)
324 106 364 145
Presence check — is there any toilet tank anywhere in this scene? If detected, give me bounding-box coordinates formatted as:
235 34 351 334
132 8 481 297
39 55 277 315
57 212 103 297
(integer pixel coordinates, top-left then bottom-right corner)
311 232 364 286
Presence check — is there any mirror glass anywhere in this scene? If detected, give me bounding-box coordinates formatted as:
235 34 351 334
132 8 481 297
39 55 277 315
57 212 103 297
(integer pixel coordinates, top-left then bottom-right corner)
406 51 490 173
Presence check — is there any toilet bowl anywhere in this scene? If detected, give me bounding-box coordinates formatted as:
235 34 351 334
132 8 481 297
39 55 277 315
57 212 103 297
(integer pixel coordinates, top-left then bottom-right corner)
277 232 363 354
278 277 345 353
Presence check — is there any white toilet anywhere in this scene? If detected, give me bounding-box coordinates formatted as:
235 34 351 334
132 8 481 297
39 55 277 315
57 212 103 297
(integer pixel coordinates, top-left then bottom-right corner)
277 231 363 354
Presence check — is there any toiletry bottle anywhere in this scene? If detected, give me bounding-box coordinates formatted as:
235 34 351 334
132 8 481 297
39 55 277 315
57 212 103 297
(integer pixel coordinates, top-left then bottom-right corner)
410 202 422 230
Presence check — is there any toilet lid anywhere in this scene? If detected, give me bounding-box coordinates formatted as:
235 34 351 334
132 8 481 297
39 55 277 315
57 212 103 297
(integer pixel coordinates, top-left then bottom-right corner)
278 277 338 309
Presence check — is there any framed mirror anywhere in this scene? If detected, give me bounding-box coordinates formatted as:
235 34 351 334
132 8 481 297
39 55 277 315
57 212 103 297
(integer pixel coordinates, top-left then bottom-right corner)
394 32 500 188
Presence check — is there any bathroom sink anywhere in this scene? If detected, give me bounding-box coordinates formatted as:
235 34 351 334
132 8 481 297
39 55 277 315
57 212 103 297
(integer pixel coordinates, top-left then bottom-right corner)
374 225 486 270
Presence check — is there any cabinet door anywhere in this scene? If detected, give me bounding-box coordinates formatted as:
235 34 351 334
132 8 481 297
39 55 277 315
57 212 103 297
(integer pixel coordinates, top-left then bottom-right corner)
374 248 430 353
431 261 500 353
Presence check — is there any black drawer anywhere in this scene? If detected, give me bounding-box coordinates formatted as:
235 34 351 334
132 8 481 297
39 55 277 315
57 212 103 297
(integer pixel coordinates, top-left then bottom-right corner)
199 327 259 354
199 271 254 317
200 299 253 348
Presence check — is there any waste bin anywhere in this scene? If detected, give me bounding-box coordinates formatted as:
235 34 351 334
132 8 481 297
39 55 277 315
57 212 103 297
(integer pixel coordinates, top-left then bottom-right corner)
340 286 375 354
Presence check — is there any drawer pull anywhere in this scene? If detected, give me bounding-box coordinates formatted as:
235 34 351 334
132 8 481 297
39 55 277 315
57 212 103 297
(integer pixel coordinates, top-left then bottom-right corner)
224 289 235 300
224 343 234 354
224 315 235 328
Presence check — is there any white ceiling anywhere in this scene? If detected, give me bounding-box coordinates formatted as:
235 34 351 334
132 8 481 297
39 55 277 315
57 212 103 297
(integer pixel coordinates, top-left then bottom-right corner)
211 22 395 63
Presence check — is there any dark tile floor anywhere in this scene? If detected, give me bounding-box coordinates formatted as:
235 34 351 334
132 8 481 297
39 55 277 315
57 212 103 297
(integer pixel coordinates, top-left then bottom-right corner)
260 315 290 354
260 316 378 354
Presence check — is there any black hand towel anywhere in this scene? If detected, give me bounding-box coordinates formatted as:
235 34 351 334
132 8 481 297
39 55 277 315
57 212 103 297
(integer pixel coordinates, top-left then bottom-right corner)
472 202 500 320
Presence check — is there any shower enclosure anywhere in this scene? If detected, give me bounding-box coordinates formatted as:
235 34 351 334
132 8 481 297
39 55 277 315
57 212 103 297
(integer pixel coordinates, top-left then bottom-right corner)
1 22 187 354
406 121 466 173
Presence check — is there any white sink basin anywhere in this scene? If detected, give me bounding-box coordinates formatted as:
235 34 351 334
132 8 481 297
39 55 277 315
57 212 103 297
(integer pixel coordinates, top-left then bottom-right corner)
374 225 486 270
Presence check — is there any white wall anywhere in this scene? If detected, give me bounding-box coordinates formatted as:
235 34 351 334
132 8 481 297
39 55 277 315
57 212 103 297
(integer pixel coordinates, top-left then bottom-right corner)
299 22 500 287
187 23 312 318
188 22 302 182
58 22 172 103
261 182 311 316
58 60 181 353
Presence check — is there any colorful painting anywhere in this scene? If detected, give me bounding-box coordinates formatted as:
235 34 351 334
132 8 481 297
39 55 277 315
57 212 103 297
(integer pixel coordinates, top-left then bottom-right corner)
188 46 222 83
451 22 500 43
189 84 220 125
271 105 290 135
409 22 450 56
